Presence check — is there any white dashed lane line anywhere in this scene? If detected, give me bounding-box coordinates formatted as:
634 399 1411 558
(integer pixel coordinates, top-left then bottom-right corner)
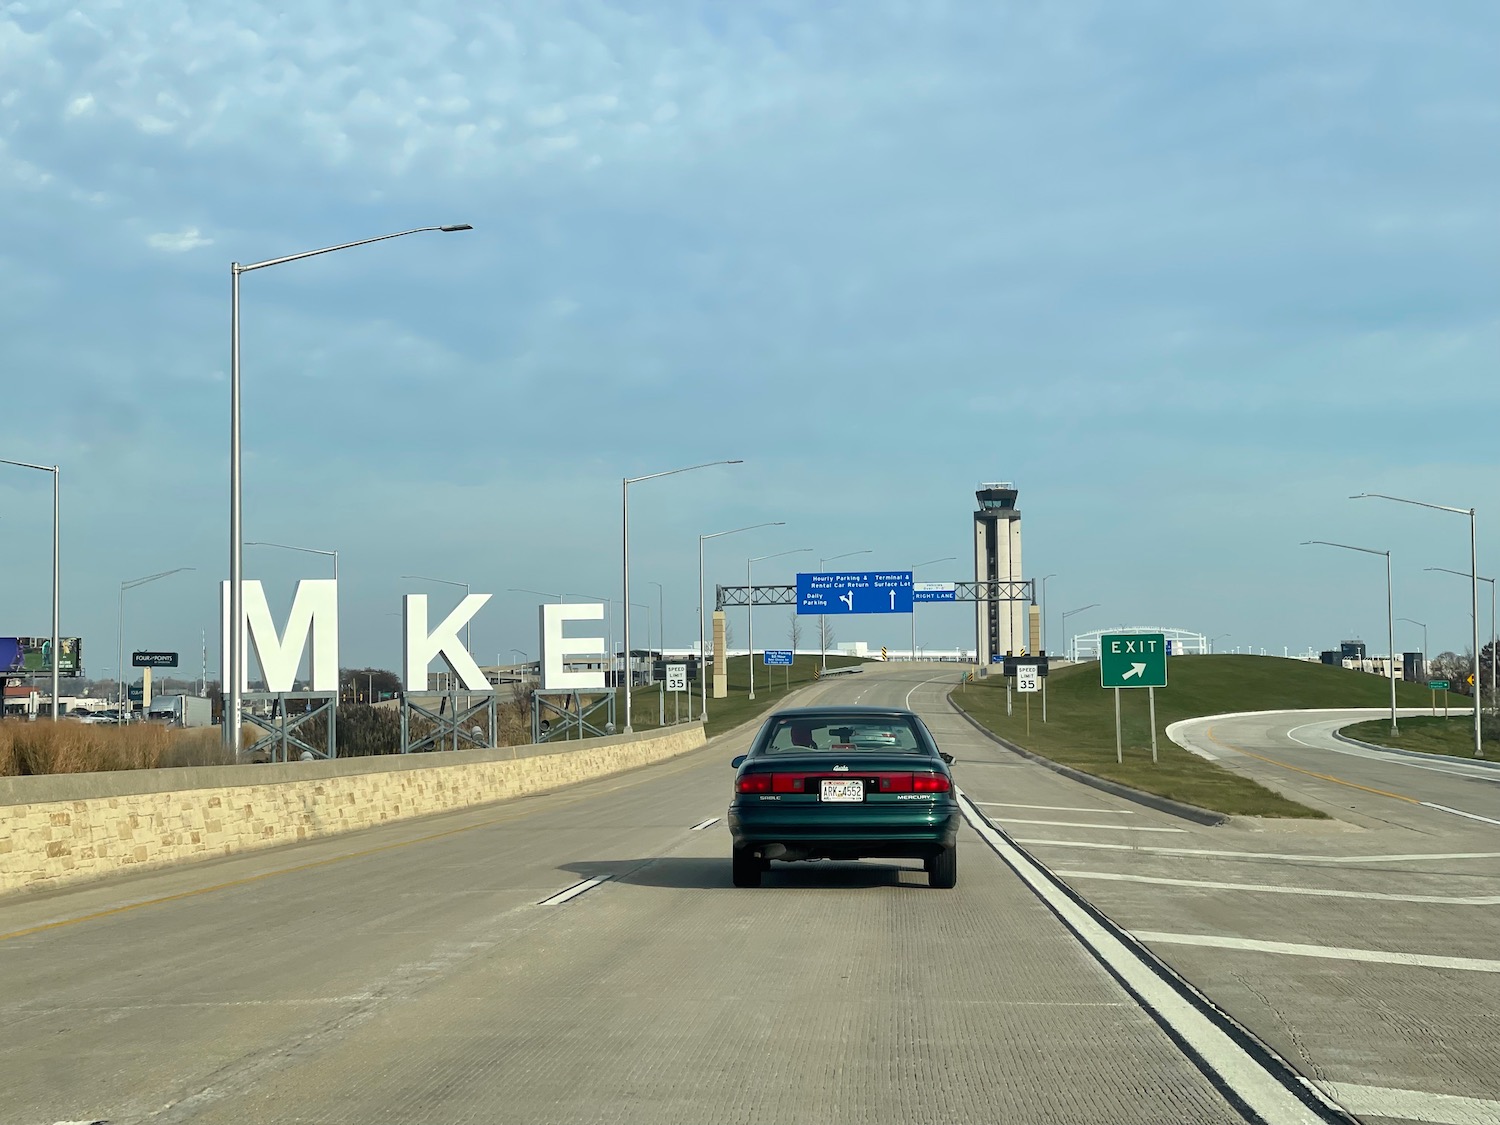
1320 1082 1500 1125
1134 932 1500 974
976 801 1136 814
1009 840 1500 864
1054 870 1500 906
997 818 1187 833
536 876 610 906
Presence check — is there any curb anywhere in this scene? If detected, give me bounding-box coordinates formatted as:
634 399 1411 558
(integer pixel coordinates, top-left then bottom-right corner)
946 694 1228 826
958 795 1360 1124
1332 729 1500 773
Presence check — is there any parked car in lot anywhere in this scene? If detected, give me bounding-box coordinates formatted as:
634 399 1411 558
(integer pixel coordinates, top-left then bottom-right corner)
727 705 960 889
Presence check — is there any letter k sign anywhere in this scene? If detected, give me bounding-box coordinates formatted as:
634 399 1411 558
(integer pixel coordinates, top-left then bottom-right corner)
404 593 492 690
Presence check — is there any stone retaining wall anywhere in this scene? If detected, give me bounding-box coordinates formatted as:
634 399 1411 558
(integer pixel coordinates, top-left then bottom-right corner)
0 724 706 896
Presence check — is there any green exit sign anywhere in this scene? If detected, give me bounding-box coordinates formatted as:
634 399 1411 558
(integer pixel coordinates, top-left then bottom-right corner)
1100 633 1168 689
1428 680 1450 691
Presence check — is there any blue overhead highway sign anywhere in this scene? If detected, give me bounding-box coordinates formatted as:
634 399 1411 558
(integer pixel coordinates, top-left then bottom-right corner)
796 571 913 615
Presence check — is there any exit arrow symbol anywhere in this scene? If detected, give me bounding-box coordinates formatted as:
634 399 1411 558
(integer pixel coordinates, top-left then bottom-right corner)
1122 662 1147 681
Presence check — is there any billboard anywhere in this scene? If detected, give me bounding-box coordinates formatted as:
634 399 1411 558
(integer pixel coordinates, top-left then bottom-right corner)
0 637 83 676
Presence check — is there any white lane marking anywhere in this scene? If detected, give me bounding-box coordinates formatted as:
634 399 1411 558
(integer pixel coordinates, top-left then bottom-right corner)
997 818 1187 834
1135 931 1500 973
905 672 954 709
976 801 1136 814
1055 869 1500 906
1288 722 1500 782
1421 802 1500 826
956 791 1341 1124
689 817 720 831
1010 839 1500 864
536 876 610 906
1320 1081 1500 1125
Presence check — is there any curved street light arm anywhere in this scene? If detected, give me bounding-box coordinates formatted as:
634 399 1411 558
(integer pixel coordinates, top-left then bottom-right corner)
240 225 472 273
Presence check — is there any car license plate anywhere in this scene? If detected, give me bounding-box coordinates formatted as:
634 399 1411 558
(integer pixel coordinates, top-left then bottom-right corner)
820 779 864 803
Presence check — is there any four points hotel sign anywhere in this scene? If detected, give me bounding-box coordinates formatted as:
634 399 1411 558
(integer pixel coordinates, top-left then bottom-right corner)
796 572 913 615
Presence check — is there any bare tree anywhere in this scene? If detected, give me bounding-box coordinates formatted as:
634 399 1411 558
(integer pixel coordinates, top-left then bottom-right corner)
1429 651 1472 694
789 611 804 653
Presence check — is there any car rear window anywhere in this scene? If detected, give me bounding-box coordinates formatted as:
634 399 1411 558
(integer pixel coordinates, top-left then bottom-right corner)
761 716 928 753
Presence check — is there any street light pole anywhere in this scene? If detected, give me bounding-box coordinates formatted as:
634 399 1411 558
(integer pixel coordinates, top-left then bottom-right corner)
1303 539 1398 737
246 541 339 580
1209 633 1231 655
818 550 872 673
1039 574 1057 655
1354 494 1481 756
117 568 195 722
1 458 60 718
698 522 784 722
1060 604 1100 662
1397 617 1428 679
746 548 812 700
911 557 957 662
229 223 471 754
1425 566 1497 705
401 575 473 673
621 460 743 732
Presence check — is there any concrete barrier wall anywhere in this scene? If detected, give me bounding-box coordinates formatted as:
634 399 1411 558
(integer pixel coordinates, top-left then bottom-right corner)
0 724 706 897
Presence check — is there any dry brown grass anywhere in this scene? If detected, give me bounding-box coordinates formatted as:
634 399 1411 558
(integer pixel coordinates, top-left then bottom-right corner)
0 720 234 776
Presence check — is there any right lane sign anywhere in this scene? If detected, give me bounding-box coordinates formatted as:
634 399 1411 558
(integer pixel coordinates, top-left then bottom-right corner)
1100 633 1168 689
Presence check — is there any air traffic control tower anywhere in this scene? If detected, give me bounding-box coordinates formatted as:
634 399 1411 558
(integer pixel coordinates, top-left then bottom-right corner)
973 482 1030 666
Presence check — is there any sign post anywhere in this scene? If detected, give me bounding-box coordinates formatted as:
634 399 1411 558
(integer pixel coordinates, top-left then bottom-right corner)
666 663 687 724
1428 679 1449 717
1100 633 1168 764
1015 663 1038 737
764 649 793 692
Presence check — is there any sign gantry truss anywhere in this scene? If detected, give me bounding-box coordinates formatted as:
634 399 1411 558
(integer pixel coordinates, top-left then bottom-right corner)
716 580 1034 610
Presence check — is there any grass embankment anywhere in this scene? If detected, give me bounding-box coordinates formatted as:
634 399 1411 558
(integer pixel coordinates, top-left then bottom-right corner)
1342 714 1496 759
953 655 1450 818
0 720 231 776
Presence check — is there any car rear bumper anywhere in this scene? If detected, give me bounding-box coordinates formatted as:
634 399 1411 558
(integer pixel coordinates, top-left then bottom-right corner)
727 801 961 859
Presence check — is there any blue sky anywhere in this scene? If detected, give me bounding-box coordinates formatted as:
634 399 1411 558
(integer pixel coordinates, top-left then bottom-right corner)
1 0 1496 681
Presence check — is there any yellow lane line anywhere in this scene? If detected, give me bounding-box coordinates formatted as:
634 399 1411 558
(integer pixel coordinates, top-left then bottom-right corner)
1205 725 1422 805
0 745 727 943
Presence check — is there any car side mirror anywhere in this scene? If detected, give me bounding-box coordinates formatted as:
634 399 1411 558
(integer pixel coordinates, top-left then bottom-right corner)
939 752 955 765
731 754 747 769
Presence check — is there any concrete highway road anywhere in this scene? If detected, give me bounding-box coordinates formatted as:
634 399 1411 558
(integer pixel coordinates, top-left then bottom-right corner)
3 666 1497 1124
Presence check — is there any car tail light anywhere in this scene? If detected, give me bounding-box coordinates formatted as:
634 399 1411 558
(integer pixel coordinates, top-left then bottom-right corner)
875 774 913 793
772 774 808 793
737 774 773 793
911 774 951 793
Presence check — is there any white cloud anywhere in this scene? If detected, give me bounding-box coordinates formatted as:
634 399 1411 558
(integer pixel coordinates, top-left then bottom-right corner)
147 227 211 252
65 92 94 117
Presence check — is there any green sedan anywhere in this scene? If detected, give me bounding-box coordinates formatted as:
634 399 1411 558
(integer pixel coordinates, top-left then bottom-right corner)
727 705 960 889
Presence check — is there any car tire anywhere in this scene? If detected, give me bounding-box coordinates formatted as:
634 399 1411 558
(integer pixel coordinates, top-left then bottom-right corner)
928 845 957 889
732 848 763 888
